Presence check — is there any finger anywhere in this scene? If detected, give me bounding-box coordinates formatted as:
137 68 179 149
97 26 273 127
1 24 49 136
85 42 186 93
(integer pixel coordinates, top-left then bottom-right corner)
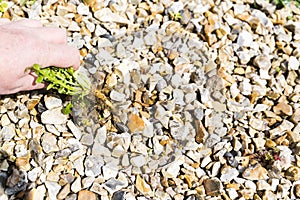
34 27 67 44
41 43 80 70
0 18 10 26
13 19 43 28
19 74 45 91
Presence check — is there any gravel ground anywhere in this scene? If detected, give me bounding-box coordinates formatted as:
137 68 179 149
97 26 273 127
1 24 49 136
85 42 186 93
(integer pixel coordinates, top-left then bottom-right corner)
1 0 300 199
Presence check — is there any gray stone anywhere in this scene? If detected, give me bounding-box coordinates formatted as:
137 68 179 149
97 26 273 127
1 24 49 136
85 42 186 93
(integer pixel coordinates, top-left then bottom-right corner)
103 178 126 194
84 155 104 177
110 90 126 102
0 125 15 141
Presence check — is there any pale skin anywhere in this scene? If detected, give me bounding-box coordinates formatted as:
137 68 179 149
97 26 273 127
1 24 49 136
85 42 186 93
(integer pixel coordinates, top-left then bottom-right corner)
0 18 80 95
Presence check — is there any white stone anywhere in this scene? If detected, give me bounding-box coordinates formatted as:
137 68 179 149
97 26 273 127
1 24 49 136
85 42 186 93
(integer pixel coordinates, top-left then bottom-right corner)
77 3 90 15
211 162 221 177
226 188 239 199
44 96 62 110
67 120 82 139
28 167 42 182
162 155 185 178
201 156 212 168
288 56 300 70
98 38 113 48
82 176 95 189
73 157 85 176
237 30 253 47
68 21 81 32
41 108 68 125
131 155 146 168
94 8 129 24
102 165 118 180
71 177 81 193
1 114 10 126
220 167 239 183
45 181 61 200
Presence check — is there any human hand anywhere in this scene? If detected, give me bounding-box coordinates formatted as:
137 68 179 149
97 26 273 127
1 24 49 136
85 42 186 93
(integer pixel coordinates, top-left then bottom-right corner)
0 18 80 95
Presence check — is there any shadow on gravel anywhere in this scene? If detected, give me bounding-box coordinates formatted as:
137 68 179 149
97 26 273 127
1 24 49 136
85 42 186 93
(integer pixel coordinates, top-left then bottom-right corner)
0 150 28 200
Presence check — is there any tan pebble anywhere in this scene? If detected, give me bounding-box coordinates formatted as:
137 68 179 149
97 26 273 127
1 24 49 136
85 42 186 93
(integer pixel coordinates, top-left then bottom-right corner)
296 155 300 168
136 175 152 195
253 193 262 200
294 184 300 198
82 0 96 7
2 11 11 19
216 28 227 39
165 21 181 35
139 110 150 119
265 139 277 148
221 192 232 200
26 99 40 110
57 184 70 200
242 164 268 180
127 113 145 133
174 194 184 200
78 190 97 200
195 120 208 144
191 162 200 168
275 134 287 145
287 131 300 143
80 48 88 57
47 171 60 182
236 13 250 21
25 186 46 200
282 44 293 55
285 166 300 181
273 102 293 116
195 185 206 196
168 50 179 60
225 183 240 190
291 108 300 123
15 156 30 171
235 156 249 167
183 174 193 188
234 67 245 75
80 26 91 36
74 13 83 23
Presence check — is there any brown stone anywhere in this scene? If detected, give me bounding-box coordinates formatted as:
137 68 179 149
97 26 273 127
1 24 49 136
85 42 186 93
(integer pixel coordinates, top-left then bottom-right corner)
78 190 97 200
203 178 222 196
195 120 208 144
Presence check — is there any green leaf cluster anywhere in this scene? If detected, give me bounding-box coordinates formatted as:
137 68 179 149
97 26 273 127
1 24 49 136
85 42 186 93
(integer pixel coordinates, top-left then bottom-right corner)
270 0 300 7
0 0 8 13
169 11 182 21
32 64 91 98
